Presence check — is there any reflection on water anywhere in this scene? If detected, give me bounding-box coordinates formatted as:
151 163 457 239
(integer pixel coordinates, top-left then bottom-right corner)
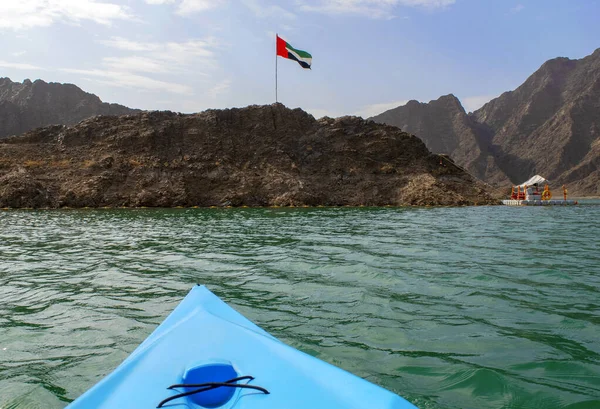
1 203 599 408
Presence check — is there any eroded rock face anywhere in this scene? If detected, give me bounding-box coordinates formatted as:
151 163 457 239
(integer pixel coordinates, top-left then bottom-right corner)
0 104 498 208
371 48 600 196
471 49 600 196
0 77 139 139
370 95 508 186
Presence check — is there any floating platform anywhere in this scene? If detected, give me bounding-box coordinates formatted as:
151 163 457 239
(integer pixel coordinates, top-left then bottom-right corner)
502 199 578 206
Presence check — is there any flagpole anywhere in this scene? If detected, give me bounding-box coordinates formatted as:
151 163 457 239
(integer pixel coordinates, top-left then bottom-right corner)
275 33 278 103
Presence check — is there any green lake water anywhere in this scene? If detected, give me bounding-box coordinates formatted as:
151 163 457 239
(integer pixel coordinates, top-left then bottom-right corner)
1 203 599 409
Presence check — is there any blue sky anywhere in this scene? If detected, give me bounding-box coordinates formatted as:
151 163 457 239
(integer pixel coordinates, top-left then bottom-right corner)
1 0 599 118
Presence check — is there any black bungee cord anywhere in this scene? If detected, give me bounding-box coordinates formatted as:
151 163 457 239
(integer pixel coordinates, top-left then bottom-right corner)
157 375 269 408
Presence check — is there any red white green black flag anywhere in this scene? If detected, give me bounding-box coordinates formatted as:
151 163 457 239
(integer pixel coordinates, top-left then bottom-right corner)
276 35 312 69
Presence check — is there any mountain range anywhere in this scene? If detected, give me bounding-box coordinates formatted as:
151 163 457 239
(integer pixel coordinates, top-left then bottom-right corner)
0 77 138 139
371 48 600 196
1 47 598 199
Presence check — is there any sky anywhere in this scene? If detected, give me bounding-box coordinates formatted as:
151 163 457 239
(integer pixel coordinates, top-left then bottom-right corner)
0 0 599 118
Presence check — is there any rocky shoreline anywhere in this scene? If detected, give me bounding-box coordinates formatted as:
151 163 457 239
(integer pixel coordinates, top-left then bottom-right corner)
0 104 499 208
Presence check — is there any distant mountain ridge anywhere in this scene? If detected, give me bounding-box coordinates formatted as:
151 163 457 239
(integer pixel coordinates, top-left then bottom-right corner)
0 77 139 139
371 48 600 196
369 94 509 186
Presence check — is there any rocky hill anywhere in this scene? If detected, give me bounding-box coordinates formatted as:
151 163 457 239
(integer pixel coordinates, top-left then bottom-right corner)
371 48 600 196
370 95 509 186
0 104 497 208
0 77 139 139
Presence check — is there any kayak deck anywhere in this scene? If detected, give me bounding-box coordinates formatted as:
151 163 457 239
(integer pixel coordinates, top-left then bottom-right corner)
66 285 417 409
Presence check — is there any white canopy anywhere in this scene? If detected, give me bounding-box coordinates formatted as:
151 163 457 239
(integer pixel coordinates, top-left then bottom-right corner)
518 175 548 187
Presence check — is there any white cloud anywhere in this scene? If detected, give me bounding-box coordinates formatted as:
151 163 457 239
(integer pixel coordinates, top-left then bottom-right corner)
61 68 192 95
99 37 158 52
398 0 455 7
12 51 28 57
297 0 454 19
0 0 133 30
160 39 216 61
242 0 296 19
143 0 226 15
279 23 295 31
461 95 496 113
510 4 524 13
61 35 219 97
0 60 44 70
207 79 232 98
100 37 216 59
103 56 170 74
176 0 226 15
354 100 409 118
98 37 217 74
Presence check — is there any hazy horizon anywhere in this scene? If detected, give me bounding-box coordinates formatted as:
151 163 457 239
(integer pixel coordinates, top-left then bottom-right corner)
1 0 598 118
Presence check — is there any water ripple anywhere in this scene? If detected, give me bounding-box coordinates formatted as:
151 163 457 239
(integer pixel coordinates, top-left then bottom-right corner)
1 203 600 408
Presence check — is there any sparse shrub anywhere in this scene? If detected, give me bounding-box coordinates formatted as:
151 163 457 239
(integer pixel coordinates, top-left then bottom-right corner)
380 164 395 174
129 159 144 167
50 160 70 168
23 160 45 168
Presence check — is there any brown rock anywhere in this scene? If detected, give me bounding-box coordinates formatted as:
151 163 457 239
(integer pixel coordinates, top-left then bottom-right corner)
0 104 498 208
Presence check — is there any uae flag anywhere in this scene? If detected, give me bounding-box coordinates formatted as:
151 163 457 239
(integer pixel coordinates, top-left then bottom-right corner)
276 35 312 69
